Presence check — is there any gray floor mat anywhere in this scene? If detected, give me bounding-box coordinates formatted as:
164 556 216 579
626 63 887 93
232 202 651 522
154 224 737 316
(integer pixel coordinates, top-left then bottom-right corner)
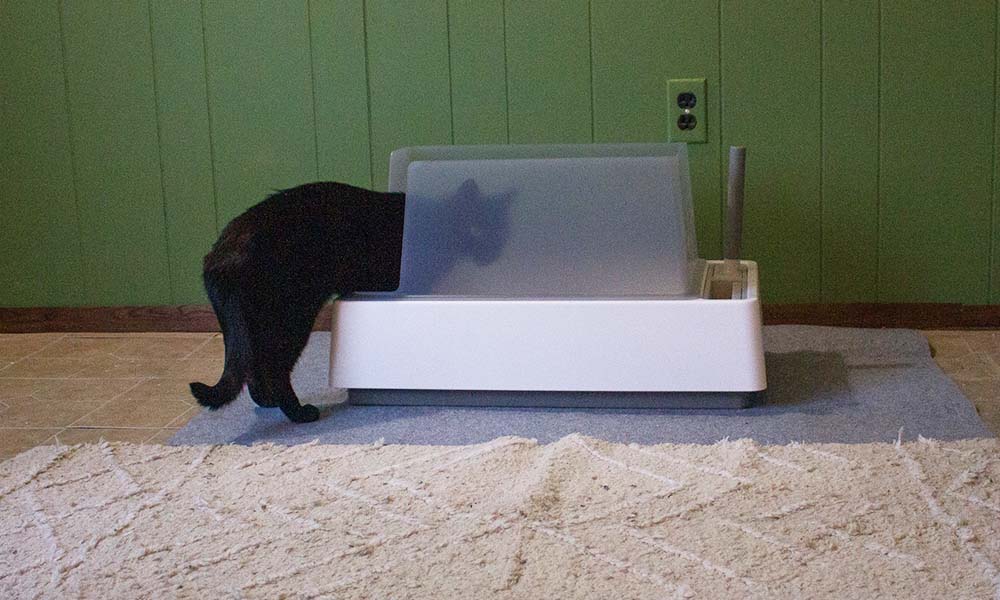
171 325 994 446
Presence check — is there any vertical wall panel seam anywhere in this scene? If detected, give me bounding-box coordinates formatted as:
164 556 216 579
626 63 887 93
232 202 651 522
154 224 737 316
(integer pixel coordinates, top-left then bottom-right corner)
199 0 220 235
362 0 374 189
146 0 175 302
818 0 824 301
306 0 320 180
875 0 882 301
717 0 724 256
56 0 88 304
502 0 510 144
587 0 595 143
446 0 455 145
991 0 999 299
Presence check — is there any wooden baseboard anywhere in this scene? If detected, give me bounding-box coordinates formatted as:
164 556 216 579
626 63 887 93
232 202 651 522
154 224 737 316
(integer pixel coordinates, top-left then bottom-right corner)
0 305 333 334
1 303 998 333
762 303 1000 329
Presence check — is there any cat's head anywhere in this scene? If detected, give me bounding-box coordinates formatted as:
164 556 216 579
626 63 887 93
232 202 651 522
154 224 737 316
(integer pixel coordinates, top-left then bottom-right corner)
449 179 516 266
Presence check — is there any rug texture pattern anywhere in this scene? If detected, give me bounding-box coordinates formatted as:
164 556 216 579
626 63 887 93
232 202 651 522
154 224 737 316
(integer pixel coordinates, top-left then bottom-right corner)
2 436 999 599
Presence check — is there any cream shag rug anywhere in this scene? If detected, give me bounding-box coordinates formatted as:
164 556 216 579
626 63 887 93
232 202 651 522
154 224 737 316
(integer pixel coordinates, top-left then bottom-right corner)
1 435 999 599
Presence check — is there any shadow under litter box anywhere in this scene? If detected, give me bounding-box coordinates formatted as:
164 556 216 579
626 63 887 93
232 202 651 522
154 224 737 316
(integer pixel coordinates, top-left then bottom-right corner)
170 325 994 446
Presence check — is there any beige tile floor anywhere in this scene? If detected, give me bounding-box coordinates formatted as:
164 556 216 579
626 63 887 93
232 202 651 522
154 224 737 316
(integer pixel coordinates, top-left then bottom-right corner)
0 332 221 459
1 330 998 459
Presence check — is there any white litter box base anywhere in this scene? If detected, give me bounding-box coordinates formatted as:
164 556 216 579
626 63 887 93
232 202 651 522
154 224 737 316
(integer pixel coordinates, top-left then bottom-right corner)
329 261 765 406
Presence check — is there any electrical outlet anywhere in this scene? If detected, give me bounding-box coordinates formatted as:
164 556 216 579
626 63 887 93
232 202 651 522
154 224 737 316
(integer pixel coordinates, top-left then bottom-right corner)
667 78 707 144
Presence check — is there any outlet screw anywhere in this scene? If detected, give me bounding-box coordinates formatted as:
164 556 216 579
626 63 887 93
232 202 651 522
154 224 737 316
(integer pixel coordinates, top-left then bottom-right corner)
677 113 697 130
677 92 697 109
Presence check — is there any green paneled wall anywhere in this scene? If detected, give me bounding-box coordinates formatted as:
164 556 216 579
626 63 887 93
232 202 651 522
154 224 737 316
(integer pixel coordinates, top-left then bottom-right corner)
149 0 218 303
879 1 996 303
1 1 84 306
591 0 722 262
1 0 998 307
821 0 879 302
61 1 172 305
722 0 823 303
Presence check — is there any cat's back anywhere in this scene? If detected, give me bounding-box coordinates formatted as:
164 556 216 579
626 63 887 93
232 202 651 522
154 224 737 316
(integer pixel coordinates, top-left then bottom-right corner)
203 182 383 273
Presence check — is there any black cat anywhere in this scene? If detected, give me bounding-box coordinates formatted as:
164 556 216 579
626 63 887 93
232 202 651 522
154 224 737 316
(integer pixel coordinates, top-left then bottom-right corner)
189 182 405 422
189 179 511 423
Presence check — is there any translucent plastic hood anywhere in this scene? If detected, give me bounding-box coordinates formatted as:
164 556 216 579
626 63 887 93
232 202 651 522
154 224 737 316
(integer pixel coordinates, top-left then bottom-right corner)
382 143 703 298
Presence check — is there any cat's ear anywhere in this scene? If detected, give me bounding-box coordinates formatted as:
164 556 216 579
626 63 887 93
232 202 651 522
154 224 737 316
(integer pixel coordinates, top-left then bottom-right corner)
456 178 480 199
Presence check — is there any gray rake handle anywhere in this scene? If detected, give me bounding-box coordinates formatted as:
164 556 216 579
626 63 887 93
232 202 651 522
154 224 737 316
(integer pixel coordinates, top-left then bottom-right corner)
725 146 746 262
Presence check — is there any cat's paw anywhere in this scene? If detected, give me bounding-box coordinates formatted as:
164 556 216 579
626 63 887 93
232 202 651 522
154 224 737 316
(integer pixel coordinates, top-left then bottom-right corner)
189 382 226 409
283 403 320 423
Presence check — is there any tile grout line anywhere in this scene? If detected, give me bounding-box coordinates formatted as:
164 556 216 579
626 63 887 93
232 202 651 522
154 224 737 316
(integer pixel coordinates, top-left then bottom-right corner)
180 334 220 360
64 376 155 429
62 333 216 339
143 428 176 444
0 428 66 460
0 334 71 374
51 427 68 445
0 377 163 381
165 406 199 429
3 426 168 431
43 428 66 449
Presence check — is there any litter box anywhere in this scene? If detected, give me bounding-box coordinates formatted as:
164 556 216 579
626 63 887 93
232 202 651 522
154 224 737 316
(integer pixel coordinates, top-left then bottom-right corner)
328 143 766 408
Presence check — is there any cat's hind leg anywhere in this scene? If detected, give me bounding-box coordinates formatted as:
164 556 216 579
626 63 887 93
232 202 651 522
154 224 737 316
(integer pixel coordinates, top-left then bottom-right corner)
243 296 320 421
265 370 320 424
249 361 318 422
246 376 279 408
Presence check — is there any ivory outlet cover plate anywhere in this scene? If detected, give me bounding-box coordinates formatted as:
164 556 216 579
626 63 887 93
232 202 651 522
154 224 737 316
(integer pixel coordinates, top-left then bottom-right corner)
667 78 707 144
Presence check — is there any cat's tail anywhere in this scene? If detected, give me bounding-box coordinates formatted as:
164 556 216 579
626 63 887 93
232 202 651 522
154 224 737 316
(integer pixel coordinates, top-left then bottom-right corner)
190 277 250 410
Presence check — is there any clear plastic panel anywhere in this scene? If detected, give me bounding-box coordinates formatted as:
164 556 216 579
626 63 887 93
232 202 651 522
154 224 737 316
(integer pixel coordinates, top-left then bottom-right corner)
385 144 703 298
